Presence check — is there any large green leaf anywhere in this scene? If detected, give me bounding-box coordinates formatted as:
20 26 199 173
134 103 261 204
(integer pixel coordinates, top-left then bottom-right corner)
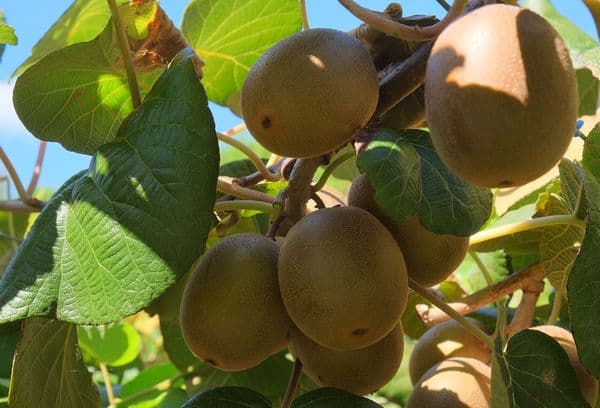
12 2 162 154
8 318 101 408
357 129 492 236
0 322 18 379
499 329 589 407
291 388 382 408
183 386 271 408
77 321 141 366
182 0 302 106
13 0 124 76
0 49 219 324
562 159 600 379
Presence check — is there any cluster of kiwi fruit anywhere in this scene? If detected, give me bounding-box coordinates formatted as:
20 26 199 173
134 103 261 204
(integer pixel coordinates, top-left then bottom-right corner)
179 0 583 403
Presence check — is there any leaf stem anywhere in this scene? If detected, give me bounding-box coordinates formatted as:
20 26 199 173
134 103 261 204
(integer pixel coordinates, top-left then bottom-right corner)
214 199 280 216
418 264 546 326
217 132 281 181
107 0 142 108
409 278 495 349
300 0 310 30
0 147 29 203
99 363 116 405
217 177 276 203
547 292 562 325
27 141 46 195
282 358 303 408
469 215 586 247
311 152 355 193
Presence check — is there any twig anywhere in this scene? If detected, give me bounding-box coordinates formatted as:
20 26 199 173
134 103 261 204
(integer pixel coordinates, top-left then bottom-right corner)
338 0 467 42
234 158 287 188
217 132 281 181
469 215 586 247
27 141 46 195
282 358 303 408
418 264 546 326
436 0 451 10
300 0 310 31
309 191 326 210
0 199 44 213
505 279 544 337
213 199 280 216
0 147 29 203
100 363 116 405
410 278 495 349
311 152 355 193
217 178 276 203
107 0 142 108
221 122 247 137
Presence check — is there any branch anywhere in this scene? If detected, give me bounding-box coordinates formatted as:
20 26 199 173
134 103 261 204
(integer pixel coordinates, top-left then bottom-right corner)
27 141 47 195
0 199 44 213
217 178 276 203
338 0 467 42
107 0 142 108
410 278 495 349
505 279 544 337
282 157 323 226
0 147 29 203
418 264 546 326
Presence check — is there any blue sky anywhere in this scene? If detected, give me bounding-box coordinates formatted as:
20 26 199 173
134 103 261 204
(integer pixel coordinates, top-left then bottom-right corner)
0 0 595 193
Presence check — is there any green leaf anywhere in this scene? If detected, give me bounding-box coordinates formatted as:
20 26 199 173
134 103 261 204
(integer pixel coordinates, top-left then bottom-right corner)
491 305 514 408
12 3 163 154
455 251 509 293
13 0 124 76
77 322 141 366
358 129 492 236
291 388 382 408
8 318 101 407
500 329 589 407
522 0 598 56
0 322 18 378
183 386 271 408
582 123 600 182
182 0 302 105
0 23 17 46
576 68 599 116
562 159 600 379
118 362 184 407
0 50 219 324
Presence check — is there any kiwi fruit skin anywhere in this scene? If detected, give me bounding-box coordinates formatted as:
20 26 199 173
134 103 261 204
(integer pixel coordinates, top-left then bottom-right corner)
278 206 408 351
348 174 468 286
409 317 491 384
180 233 291 371
241 28 379 159
425 4 577 188
289 324 404 395
407 357 491 408
531 325 599 405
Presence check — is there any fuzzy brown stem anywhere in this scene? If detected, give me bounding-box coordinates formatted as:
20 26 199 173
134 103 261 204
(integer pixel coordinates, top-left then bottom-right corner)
418 264 546 326
505 279 544 337
282 157 323 226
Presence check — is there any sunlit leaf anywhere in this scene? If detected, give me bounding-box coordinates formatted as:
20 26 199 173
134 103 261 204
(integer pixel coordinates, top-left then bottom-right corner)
182 0 302 106
0 50 219 324
78 321 141 366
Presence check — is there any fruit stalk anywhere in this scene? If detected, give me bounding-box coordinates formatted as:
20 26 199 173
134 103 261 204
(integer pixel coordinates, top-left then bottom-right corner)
213 200 280 216
417 264 546 326
106 0 142 108
282 157 324 225
409 278 495 349
281 358 303 408
217 132 282 181
583 0 600 39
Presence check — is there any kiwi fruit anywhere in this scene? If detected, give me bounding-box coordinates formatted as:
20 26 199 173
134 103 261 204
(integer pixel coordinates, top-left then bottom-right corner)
289 324 404 395
241 28 379 158
425 4 577 188
407 357 491 408
409 318 491 384
348 174 468 286
531 325 598 405
278 206 408 351
180 233 291 371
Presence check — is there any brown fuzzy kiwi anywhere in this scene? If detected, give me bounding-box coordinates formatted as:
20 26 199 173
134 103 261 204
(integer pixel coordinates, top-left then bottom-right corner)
180 233 291 371
409 317 491 384
348 174 468 286
407 357 491 408
241 28 379 158
278 206 408 351
425 4 577 188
